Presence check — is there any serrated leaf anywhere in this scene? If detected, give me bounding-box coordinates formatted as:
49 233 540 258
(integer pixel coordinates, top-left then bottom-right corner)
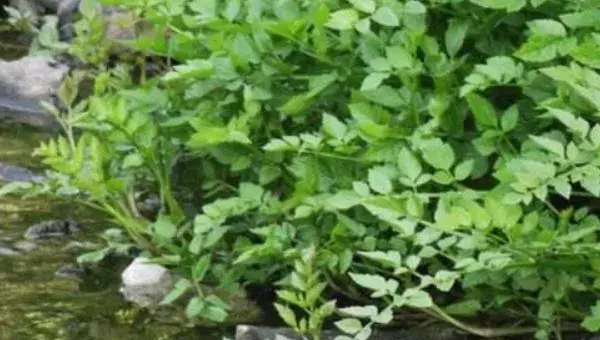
454 159 474 181
361 85 407 108
276 290 302 305
433 270 459 292
514 35 575 63
368 168 393 195
560 10 600 29
202 304 229 322
403 288 433 308
355 18 371 33
347 0 375 13
371 307 393 324
501 105 519 132
465 93 497 130
582 301 600 332
323 113 347 140
398 148 422 181
371 6 399 27
335 318 363 335
186 297 205 318
570 37 600 70
339 305 378 318
275 303 298 328
445 19 469 57
386 45 413 69
547 108 589 139
349 273 388 292
319 300 337 316
528 19 566 36
422 139 455 170
406 255 421 270
358 251 401 268
529 135 564 158
470 0 526 12
361 72 389 90
160 279 192 305
326 9 360 30
192 254 211 280
154 214 177 239
327 190 362 210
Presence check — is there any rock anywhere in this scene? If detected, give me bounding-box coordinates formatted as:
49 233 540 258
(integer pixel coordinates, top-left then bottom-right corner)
63 241 99 251
234 325 461 340
0 163 45 183
55 264 85 279
0 246 19 256
12 240 37 252
24 219 81 239
0 56 68 129
120 257 173 309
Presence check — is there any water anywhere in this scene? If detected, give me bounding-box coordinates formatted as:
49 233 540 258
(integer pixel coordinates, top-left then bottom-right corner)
0 125 233 339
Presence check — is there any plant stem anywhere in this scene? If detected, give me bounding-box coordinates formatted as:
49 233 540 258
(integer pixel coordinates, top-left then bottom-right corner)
425 304 561 338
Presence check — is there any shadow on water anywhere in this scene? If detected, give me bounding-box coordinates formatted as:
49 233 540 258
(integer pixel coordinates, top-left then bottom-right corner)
0 125 232 340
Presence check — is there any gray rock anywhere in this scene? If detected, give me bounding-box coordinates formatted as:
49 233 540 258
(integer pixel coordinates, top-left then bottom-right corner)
12 240 37 252
55 264 85 279
0 246 19 256
120 257 173 309
234 325 461 340
0 163 45 183
0 56 68 128
24 219 81 239
63 241 99 251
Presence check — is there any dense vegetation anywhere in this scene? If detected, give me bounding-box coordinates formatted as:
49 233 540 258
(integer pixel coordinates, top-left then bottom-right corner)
4 0 600 338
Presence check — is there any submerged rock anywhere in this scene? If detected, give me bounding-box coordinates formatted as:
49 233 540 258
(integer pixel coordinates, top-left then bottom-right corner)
55 264 86 280
0 163 45 183
24 219 82 239
0 246 19 256
12 240 38 252
234 325 461 340
120 257 173 309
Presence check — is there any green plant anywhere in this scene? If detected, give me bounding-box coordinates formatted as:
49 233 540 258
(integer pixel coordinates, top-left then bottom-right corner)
275 246 337 340
5 0 600 339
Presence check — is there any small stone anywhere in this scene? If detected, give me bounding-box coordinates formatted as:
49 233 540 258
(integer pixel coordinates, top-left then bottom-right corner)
12 241 37 252
55 264 86 280
120 257 173 309
0 247 19 256
24 219 82 240
0 163 44 183
64 241 100 251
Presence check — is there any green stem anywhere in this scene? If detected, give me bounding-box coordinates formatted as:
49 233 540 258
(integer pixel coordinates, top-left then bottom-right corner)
427 305 541 337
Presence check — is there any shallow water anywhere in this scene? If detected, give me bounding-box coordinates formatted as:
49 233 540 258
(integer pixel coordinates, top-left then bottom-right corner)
0 125 231 340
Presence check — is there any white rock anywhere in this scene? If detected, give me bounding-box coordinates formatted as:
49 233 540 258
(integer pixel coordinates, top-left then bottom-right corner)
120 257 173 309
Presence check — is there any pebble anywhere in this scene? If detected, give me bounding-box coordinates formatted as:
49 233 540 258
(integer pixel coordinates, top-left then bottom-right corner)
24 219 82 240
55 264 86 280
13 241 37 252
0 247 19 256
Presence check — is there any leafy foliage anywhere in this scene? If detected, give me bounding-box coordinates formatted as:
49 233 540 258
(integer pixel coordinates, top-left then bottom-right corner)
6 0 600 338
